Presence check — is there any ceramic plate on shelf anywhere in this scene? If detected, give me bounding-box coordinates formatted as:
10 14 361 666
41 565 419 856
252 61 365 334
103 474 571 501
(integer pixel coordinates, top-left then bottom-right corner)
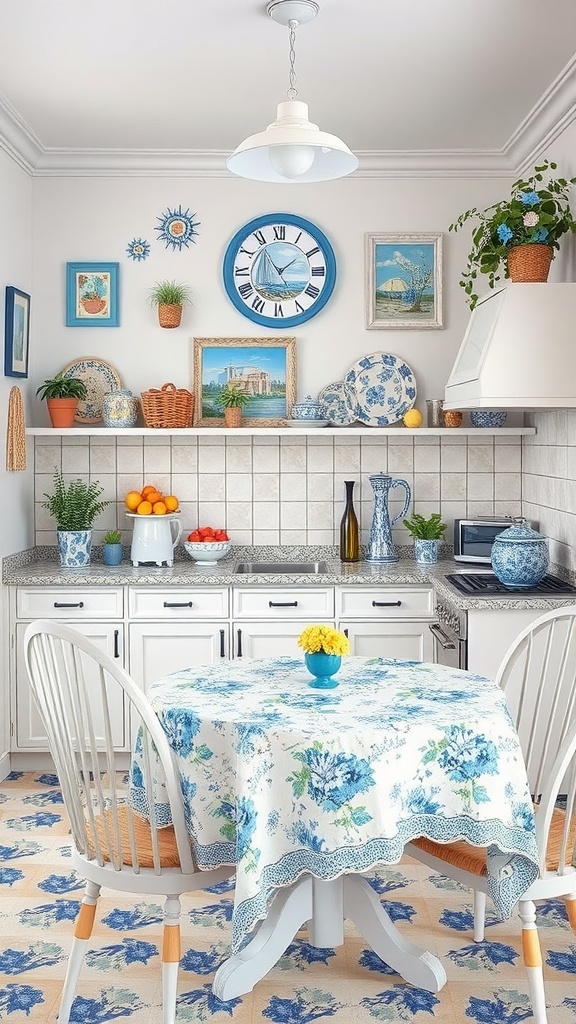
318 381 358 426
60 357 122 423
345 352 416 426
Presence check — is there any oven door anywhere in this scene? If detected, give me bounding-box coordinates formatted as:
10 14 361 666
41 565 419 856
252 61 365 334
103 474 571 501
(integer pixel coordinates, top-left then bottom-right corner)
429 622 467 670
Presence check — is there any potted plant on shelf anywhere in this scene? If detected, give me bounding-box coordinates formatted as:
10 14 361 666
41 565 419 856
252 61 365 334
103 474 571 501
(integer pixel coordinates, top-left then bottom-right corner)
36 373 88 428
148 280 192 328
451 159 576 309
403 512 447 565
41 469 111 567
102 529 123 566
217 383 250 427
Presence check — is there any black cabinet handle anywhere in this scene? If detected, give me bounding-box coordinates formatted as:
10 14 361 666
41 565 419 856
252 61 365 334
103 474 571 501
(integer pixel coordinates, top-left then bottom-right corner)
237 628 243 658
220 629 225 658
163 601 193 608
372 600 402 607
114 629 120 659
54 601 84 609
343 628 349 638
269 600 298 608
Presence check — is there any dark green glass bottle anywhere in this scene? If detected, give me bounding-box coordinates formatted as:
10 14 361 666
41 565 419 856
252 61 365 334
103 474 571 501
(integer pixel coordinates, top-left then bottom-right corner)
340 480 360 562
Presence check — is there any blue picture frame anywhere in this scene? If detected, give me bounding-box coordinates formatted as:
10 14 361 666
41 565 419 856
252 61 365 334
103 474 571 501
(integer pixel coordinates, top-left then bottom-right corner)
66 262 119 327
4 286 30 378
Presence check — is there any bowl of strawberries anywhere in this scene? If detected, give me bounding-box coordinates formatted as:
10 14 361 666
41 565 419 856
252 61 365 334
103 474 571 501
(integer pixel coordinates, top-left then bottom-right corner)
184 526 231 566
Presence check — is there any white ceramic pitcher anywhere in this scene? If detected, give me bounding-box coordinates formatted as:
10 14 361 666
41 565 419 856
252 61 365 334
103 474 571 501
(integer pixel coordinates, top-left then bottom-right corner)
128 513 183 567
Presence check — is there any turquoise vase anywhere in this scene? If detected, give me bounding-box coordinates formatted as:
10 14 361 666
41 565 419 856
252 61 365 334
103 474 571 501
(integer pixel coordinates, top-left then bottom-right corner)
304 651 341 689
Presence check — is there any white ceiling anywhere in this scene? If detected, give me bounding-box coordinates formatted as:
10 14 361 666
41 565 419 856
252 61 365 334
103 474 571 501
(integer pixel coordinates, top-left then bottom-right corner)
1 0 576 173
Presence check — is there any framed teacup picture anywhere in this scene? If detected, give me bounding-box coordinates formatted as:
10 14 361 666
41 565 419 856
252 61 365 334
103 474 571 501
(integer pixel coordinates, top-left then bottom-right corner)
365 233 443 329
193 337 296 427
4 286 30 378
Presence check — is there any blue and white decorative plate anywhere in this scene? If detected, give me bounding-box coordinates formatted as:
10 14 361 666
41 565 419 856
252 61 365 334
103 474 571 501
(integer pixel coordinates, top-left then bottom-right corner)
318 381 358 426
60 357 122 424
345 352 417 426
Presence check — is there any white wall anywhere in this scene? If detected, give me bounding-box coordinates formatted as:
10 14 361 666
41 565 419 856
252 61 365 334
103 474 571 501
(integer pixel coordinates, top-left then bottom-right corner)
0 148 34 769
30 173 515 419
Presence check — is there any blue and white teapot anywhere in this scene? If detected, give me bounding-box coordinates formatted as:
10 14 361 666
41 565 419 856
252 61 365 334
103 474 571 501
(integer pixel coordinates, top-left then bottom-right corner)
491 520 549 588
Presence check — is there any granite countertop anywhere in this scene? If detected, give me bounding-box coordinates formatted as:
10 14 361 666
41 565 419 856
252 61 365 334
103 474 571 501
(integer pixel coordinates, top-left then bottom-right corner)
3 545 575 611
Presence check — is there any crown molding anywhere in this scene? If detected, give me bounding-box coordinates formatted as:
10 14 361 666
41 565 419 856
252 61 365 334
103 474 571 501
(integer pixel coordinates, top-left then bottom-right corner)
1 56 576 178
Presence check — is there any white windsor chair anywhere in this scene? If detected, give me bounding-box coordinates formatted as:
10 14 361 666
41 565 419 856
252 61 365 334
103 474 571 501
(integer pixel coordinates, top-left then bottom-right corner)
24 619 235 1024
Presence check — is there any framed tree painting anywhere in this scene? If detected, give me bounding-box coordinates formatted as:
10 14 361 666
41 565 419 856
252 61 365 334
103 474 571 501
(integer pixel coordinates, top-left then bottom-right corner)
365 233 443 329
193 337 296 427
66 262 119 326
4 286 30 377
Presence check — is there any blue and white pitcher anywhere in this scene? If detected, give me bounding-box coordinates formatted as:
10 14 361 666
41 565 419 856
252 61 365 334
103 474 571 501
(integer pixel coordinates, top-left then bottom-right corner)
366 473 411 563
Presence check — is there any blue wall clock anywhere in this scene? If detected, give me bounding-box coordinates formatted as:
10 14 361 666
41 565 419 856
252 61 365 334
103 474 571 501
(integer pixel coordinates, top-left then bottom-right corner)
223 213 336 328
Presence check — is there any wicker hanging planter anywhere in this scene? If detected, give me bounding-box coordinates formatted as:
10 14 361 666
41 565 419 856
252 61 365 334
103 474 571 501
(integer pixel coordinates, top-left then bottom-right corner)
507 244 554 283
157 303 182 329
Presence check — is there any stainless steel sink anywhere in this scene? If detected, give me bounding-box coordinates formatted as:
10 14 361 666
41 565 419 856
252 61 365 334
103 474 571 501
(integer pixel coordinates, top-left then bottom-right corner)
235 561 329 574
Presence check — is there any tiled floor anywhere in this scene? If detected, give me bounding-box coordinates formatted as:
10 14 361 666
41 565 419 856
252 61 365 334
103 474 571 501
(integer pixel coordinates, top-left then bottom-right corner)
1 771 575 1023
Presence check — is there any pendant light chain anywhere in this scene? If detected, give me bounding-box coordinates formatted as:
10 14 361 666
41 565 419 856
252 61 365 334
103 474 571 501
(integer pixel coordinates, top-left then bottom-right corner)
287 19 299 100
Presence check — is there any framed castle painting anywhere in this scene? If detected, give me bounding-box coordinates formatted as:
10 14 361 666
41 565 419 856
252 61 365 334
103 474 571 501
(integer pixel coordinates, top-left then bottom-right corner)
193 337 296 427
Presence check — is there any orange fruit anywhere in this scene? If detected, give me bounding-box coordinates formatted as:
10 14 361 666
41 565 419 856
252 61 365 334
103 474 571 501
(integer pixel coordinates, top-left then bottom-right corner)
136 499 153 515
152 501 167 515
125 490 142 511
141 485 156 497
164 495 179 511
146 490 163 505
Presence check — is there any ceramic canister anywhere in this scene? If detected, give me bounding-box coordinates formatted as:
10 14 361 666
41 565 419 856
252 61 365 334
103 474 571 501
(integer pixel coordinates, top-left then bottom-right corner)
102 389 139 428
491 522 549 588
290 395 323 420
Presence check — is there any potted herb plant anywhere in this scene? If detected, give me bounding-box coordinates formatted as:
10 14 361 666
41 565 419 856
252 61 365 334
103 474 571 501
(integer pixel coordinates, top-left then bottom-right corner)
36 373 88 428
102 529 123 566
451 160 576 309
217 383 250 427
148 280 192 328
42 469 111 567
403 512 447 565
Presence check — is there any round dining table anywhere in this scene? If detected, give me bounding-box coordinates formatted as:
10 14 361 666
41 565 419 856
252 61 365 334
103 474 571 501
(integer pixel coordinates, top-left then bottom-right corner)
130 655 539 1000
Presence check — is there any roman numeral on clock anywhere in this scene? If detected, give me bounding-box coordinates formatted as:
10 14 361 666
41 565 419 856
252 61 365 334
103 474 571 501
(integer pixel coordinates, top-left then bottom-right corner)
311 266 325 276
251 296 266 313
305 284 320 299
253 230 266 246
238 283 254 299
273 226 286 240
274 303 284 317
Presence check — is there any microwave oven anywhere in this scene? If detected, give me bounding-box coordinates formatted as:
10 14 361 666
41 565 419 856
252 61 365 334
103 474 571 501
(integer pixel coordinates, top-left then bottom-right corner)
453 516 518 564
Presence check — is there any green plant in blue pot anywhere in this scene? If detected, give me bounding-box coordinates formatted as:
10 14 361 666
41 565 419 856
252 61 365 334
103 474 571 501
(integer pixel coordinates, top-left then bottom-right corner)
298 624 350 689
102 529 123 566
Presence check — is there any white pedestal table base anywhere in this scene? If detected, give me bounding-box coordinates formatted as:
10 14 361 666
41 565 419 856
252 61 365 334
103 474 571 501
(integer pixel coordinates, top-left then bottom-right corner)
212 873 447 1001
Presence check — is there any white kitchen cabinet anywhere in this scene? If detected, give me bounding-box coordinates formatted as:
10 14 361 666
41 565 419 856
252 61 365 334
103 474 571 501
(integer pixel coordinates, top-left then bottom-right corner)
232 586 335 659
337 585 435 661
466 606 551 679
232 620 333 659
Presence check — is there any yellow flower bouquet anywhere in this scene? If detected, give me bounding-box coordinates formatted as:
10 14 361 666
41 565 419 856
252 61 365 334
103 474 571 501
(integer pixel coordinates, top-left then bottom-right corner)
298 624 350 657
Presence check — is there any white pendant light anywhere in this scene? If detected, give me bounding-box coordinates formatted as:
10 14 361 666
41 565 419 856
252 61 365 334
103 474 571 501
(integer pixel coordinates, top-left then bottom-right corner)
226 0 358 183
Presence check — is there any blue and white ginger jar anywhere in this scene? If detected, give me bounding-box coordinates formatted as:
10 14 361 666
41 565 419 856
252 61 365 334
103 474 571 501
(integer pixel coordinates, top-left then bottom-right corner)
491 522 549 588
291 395 322 421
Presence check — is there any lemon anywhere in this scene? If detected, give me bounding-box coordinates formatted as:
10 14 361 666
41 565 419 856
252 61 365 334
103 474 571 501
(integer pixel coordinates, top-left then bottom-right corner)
403 408 423 428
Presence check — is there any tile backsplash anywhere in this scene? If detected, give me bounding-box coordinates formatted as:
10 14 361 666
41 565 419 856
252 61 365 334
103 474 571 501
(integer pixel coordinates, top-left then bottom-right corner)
34 433 523 548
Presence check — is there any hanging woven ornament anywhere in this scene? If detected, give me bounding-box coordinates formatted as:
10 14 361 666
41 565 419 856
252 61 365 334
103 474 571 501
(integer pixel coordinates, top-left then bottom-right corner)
6 385 27 471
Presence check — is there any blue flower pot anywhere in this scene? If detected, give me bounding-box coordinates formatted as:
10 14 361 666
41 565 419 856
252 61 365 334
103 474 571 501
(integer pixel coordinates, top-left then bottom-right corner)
103 543 123 566
414 538 439 564
304 651 341 689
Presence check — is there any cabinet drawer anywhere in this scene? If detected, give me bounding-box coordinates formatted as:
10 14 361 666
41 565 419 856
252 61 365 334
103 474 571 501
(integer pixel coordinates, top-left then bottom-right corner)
16 587 123 619
129 587 229 618
233 587 334 618
337 586 434 618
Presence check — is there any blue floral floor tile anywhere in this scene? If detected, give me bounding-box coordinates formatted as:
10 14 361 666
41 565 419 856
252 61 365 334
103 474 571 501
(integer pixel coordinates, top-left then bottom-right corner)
1 772 575 1023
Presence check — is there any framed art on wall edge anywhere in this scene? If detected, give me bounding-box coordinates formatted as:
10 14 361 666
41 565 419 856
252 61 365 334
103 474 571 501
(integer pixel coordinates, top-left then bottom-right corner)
4 286 30 377
193 337 296 426
365 233 443 329
66 262 119 326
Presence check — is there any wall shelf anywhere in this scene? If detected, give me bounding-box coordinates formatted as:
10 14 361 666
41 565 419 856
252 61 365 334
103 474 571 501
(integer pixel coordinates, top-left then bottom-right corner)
26 426 536 437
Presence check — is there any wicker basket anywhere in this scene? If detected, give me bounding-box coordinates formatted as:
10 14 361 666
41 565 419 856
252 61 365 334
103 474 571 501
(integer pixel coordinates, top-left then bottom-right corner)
507 243 553 283
140 383 194 428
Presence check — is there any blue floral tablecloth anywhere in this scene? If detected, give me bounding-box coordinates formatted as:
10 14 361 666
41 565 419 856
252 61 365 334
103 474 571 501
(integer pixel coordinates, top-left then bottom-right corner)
130 656 539 952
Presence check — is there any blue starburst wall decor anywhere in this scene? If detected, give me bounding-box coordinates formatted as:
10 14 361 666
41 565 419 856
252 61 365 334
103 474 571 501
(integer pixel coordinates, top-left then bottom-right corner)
126 238 150 262
155 205 200 251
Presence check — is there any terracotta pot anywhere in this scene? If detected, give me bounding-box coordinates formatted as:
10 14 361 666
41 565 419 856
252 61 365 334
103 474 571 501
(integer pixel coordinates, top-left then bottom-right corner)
81 298 106 314
224 406 242 428
158 303 182 328
47 398 78 428
507 244 553 283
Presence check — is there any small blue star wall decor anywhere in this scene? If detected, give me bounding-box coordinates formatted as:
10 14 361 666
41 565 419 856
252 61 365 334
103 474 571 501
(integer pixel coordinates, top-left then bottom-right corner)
126 238 150 261
155 205 200 251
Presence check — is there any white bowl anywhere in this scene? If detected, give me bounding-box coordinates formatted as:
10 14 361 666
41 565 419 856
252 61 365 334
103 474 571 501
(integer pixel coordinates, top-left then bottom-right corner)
184 540 231 565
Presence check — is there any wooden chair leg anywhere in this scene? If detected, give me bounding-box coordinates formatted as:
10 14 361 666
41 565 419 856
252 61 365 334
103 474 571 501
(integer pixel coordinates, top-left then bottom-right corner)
519 899 548 1024
565 895 576 932
59 880 101 1024
473 888 487 941
162 896 182 1024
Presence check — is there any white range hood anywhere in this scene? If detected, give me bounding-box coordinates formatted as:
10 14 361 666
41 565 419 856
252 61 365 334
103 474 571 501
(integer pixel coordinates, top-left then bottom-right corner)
444 283 576 410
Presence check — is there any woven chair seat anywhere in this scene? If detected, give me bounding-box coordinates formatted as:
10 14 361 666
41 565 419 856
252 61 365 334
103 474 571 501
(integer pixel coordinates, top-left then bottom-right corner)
89 807 181 869
411 806 576 877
